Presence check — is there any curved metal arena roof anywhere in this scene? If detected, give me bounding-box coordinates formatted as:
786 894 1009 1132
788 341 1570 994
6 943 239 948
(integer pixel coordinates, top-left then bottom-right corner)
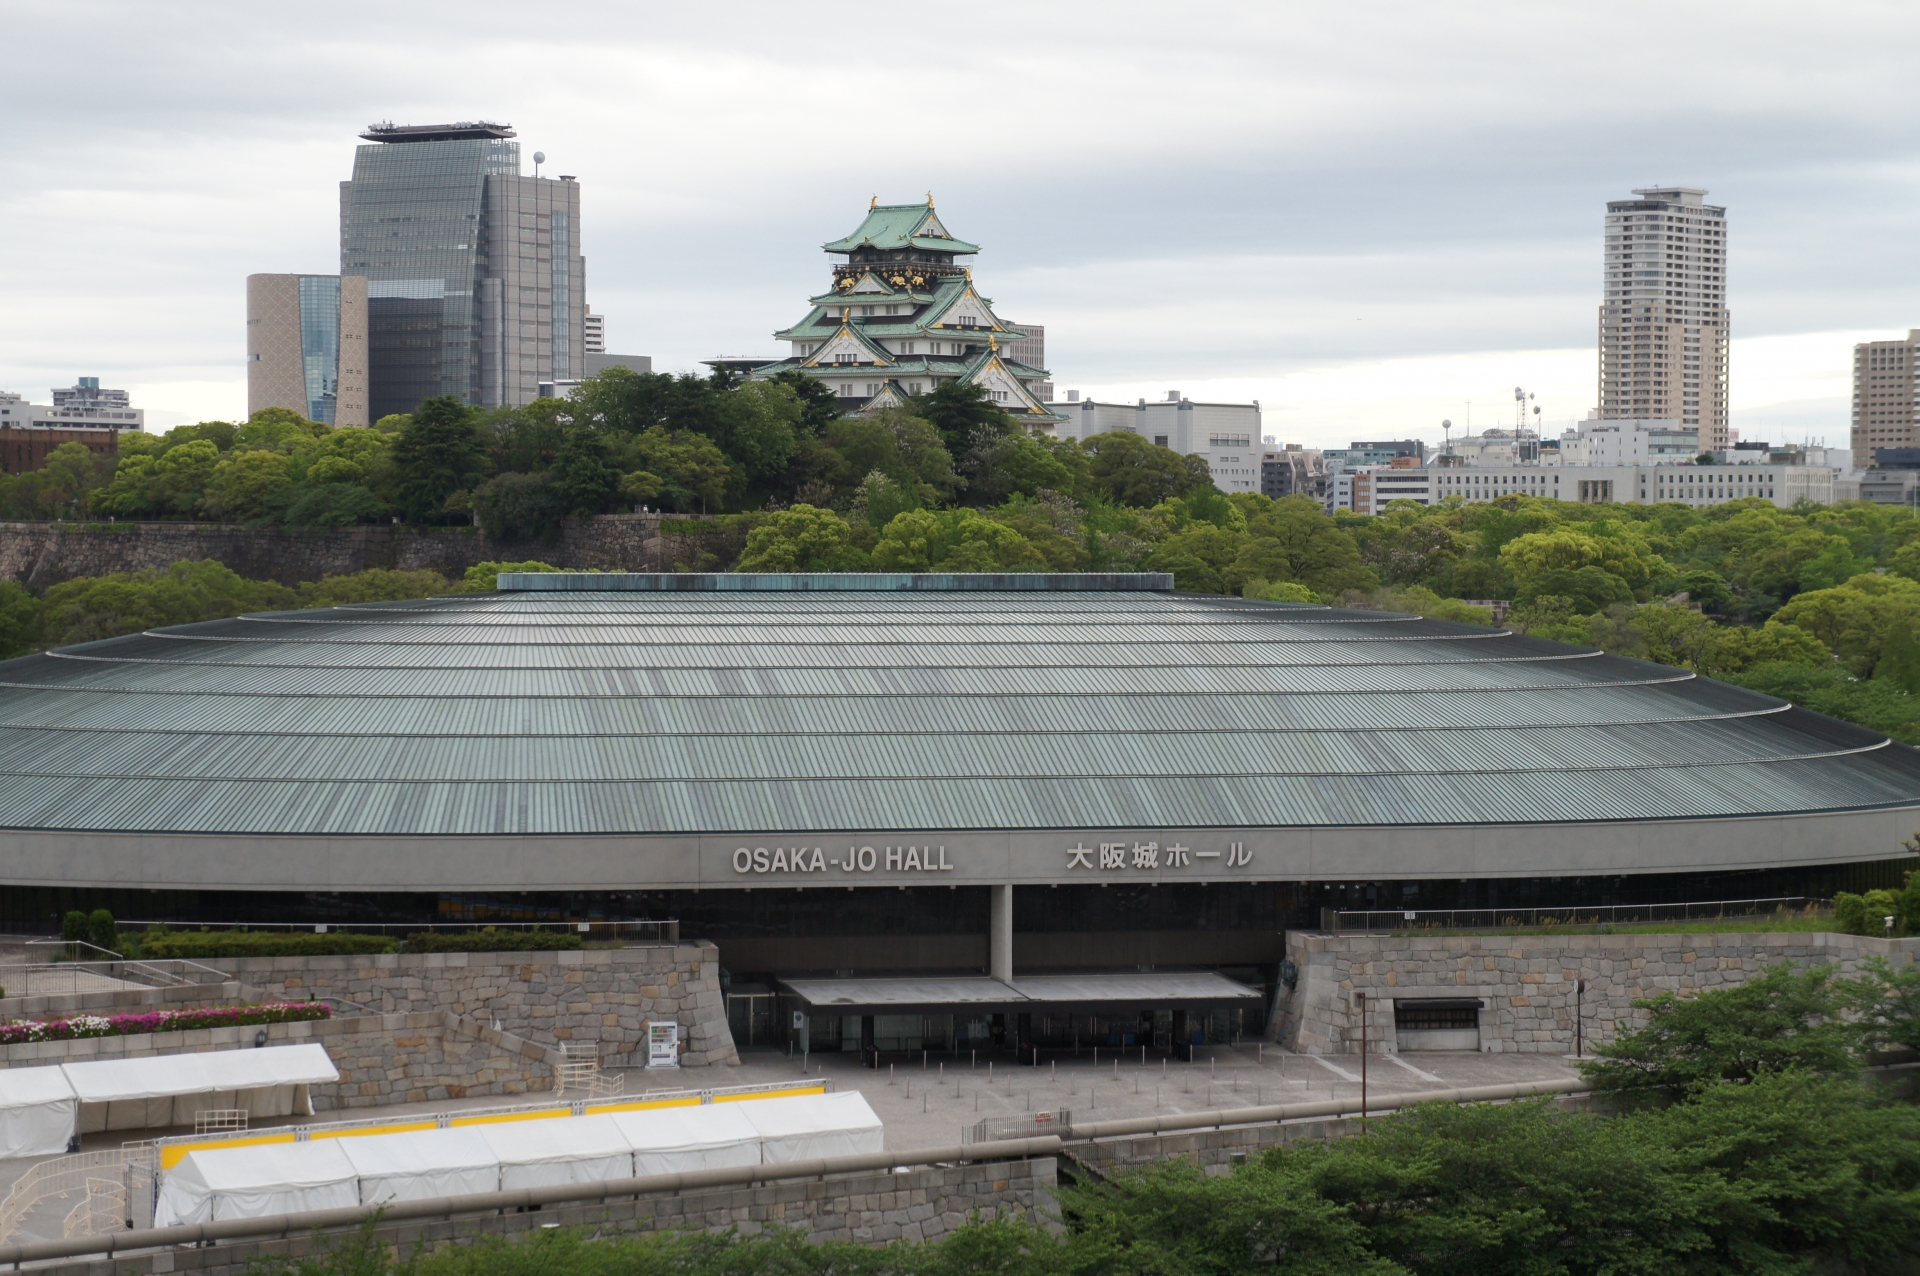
0 572 1914 892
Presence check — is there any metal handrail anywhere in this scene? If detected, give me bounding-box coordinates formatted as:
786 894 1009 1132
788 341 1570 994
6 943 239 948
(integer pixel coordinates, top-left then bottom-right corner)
1328 895 1817 934
112 919 679 937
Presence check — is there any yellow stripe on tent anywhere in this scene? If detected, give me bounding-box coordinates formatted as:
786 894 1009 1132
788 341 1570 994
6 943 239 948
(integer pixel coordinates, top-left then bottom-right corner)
159 1133 296 1170
448 1107 571 1127
580 1096 704 1115
310 1120 441 1141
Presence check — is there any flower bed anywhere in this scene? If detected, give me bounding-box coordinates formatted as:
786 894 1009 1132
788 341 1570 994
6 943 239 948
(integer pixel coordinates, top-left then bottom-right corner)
0 1001 330 1044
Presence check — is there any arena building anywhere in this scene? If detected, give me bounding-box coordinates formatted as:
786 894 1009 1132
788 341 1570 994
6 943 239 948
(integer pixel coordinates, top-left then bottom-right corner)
0 572 1915 1053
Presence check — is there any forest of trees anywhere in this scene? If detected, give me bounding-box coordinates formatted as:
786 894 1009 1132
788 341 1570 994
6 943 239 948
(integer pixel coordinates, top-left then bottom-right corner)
0 366 1916 743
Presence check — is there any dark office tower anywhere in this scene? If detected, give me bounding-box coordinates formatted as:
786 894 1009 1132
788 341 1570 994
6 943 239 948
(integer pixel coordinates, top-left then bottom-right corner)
341 121 585 419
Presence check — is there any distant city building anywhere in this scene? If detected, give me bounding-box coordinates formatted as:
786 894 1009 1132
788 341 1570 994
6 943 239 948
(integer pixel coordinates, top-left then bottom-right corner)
1427 463 1829 509
1598 187 1729 450
999 323 1049 401
583 306 605 354
247 274 369 426
1050 392 1263 492
539 353 654 399
0 379 136 475
1261 445 1325 501
1582 418 1699 466
1350 439 1425 462
750 199 1059 425
340 120 585 417
0 379 143 432
1330 458 1431 514
1852 330 1917 464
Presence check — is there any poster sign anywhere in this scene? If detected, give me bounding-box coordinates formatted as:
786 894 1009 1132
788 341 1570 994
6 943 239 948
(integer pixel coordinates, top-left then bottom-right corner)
647 1021 681 1068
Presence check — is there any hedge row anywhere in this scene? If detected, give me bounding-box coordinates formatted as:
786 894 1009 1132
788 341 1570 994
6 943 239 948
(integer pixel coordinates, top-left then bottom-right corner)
136 927 585 959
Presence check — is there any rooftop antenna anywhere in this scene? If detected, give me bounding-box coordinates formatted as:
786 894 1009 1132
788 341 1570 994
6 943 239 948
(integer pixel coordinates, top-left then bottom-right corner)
1441 419 1452 454
533 150 545 178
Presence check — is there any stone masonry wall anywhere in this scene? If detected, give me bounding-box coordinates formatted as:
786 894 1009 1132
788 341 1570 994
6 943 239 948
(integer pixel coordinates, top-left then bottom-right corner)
1280 929 1920 1056
0 1011 559 1110
0 514 740 589
44 1157 1058 1276
220 945 738 1068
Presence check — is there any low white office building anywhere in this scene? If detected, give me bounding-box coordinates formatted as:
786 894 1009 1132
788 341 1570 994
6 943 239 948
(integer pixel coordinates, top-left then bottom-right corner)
1049 392 1264 493
0 379 144 431
1426 463 1832 509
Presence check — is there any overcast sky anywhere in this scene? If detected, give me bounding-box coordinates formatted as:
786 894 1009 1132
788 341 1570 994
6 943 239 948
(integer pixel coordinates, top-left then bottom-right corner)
3 0 1916 448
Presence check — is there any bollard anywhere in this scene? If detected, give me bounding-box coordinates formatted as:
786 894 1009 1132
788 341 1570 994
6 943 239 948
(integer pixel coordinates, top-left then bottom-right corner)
890 1064 895 1085
1051 1060 1056 1082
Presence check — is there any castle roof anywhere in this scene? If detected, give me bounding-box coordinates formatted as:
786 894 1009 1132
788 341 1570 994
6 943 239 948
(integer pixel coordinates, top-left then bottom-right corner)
824 203 979 255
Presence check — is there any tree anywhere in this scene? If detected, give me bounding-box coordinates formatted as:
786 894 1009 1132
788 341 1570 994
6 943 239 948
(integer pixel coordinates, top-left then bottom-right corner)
456 561 562 593
961 430 1083 505
39 560 295 648
274 483 386 528
201 450 293 519
767 369 841 435
709 380 802 491
909 379 1016 455
1231 497 1376 597
1514 564 1633 615
810 410 958 506
473 472 566 541
735 505 869 571
629 429 730 513
869 509 1042 572
1080 431 1213 507
550 429 623 517
392 397 490 524
1771 572 1920 677
1499 526 1662 594
1580 961 1856 1097
0 581 41 658
32 442 112 518
294 569 451 609
147 439 222 515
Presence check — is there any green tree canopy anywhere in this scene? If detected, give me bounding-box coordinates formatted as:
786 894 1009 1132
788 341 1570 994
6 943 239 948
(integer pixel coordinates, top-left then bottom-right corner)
392 397 490 524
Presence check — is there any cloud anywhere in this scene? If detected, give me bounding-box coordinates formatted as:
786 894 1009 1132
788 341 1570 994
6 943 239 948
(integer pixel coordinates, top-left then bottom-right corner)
1 0 1916 432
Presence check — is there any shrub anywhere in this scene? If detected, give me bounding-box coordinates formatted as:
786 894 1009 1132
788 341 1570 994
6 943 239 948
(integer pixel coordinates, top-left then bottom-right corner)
61 910 87 943
137 929 400 959
1834 888 1903 936
0 1001 328 1045
401 926 583 953
87 908 119 955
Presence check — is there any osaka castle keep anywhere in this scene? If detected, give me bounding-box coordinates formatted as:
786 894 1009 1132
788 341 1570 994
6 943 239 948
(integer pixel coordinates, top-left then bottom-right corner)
752 198 1063 427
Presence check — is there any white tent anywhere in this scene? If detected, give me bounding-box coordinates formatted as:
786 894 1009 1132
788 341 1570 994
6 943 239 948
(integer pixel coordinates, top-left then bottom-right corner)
154 1140 359 1227
334 1128 501 1205
65 1044 339 1133
477 1116 634 1190
609 1104 762 1176
0 1066 79 1159
732 1092 883 1164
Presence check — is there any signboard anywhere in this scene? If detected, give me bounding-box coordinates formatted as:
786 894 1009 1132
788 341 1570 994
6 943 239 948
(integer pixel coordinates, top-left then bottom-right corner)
646 1021 680 1069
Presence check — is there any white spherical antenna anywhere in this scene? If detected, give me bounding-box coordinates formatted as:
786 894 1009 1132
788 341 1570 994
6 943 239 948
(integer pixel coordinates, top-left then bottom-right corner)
533 151 546 165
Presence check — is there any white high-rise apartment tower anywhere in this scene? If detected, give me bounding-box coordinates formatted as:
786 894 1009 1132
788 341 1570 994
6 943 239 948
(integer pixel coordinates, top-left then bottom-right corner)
1597 187 1728 450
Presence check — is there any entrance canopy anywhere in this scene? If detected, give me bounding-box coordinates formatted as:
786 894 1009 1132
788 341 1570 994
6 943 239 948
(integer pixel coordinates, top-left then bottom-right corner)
778 970 1264 1017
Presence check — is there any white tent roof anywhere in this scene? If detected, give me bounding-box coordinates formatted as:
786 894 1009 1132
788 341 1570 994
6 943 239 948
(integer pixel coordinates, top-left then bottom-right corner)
63 1044 339 1103
610 1104 762 1174
0 1066 77 1111
732 1091 883 1163
0 1066 79 1160
476 1115 632 1166
334 1128 501 1205
332 1127 500 1178
169 1140 358 1195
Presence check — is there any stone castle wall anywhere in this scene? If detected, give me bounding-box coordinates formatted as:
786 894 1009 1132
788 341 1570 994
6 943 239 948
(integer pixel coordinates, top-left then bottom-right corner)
222 945 739 1069
1279 928 1919 1056
0 514 746 588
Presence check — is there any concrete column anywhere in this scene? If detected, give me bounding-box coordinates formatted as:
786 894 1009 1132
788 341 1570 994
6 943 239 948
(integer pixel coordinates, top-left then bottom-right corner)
990 883 1013 983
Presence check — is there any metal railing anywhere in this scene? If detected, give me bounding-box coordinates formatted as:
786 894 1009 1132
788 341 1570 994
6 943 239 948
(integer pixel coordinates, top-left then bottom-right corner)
0 1145 154 1243
1325 896 1817 934
113 919 680 943
0 956 234 1000
963 1109 1070 1145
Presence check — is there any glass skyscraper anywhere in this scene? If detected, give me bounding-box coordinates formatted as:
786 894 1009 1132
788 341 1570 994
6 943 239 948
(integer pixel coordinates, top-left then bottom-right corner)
340 122 585 418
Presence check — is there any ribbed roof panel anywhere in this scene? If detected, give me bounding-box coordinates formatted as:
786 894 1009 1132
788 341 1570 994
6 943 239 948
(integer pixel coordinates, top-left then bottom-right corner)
0 586 1910 835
